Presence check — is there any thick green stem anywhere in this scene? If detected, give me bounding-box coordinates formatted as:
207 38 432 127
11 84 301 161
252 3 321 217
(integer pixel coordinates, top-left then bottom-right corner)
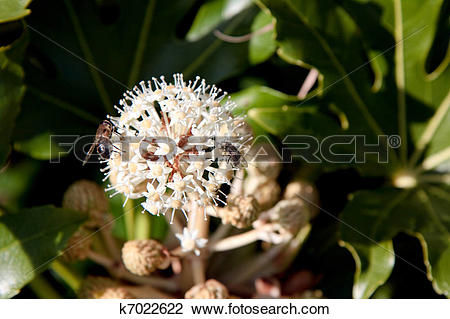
135 211 152 239
123 197 136 240
394 0 407 164
409 91 450 168
50 260 82 292
29 275 61 299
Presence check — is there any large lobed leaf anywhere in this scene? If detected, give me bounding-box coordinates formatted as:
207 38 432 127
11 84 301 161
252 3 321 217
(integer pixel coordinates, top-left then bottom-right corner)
341 186 450 297
0 205 87 298
259 0 398 142
259 0 450 297
341 0 450 162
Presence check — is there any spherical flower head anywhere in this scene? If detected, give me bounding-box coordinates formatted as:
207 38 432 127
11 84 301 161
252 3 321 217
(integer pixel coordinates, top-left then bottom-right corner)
78 276 134 299
61 227 92 263
244 177 281 210
185 279 229 299
283 180 319 217
175 227 208 256
253 198 311 244
121 239 171 276
63 180 110 229
103 74 250 222
218 194 260 228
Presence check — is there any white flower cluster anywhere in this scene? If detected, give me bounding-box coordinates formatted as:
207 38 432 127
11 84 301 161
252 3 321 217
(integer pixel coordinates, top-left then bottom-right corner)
103 74 250 223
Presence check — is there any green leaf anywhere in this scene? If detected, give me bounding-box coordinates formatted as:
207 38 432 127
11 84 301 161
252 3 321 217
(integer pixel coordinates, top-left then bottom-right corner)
0 34 26 168
13 131 66 160
341 0 450 166
260 0 448 164
108 192 128 241
0 160 40 211
248 10 276 64
341 186 450 297
0 205 87 298
232 85 298 113
186 0 253 41
232 85 340 137
0 0 31 23
260 0 449 296
340 238 394 299
248 105 340 138
260 0 392 140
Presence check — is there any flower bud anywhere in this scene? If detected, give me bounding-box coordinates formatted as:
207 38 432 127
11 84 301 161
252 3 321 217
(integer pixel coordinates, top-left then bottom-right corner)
254 277 281 298
185 279 229 299
121 239 171 276
246 143 282 180
253 179 281 210
78 276 134 299
63 180 110 228
283 180 319 217
61 227 92 262
218 194 260 228
253 198 310 243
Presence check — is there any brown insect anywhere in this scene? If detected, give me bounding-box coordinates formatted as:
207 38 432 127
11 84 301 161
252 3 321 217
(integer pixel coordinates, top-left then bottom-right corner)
82 120 114 165
219 142 247 168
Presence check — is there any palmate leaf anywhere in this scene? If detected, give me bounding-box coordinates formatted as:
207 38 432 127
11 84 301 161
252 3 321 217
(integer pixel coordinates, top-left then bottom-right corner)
341 186 450 297
259 0 398 143
0 205 87 298
341 0 450 166
260 0 449 297
12 0 256 149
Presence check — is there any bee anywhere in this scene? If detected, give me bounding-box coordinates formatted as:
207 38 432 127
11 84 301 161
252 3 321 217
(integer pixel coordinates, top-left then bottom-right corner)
219 142 247 168
82 120 114 165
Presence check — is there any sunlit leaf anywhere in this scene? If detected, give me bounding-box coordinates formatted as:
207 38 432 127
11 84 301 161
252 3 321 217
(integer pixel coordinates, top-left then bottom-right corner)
13 131 66 160
248 9 276 65
186 0 253 41
340 240 394 299
0 0 31 24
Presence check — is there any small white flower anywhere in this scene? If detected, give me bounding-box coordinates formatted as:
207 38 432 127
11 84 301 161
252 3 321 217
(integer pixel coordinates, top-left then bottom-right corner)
185 155 213 179
166 173 193 196
175 227 208 256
